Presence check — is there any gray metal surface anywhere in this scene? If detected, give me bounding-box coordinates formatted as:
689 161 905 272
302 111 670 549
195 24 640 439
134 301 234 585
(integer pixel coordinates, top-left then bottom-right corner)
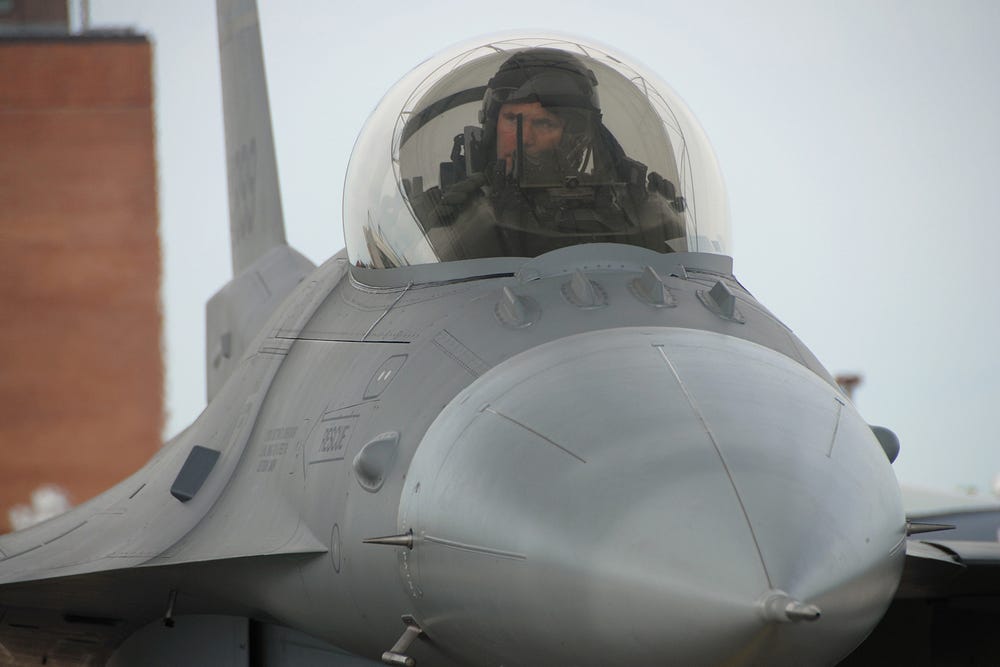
399 327 902 665
206 244 316 400
108 615 249 667
217 0 286 274
0 241 912 665
908 507 1000 542
2 3 996 665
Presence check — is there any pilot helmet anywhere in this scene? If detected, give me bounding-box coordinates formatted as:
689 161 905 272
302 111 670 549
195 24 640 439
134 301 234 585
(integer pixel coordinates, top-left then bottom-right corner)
479 48 602 176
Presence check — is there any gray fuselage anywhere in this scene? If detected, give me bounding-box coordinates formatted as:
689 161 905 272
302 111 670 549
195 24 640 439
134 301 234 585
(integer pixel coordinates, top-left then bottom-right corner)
159 243 903 665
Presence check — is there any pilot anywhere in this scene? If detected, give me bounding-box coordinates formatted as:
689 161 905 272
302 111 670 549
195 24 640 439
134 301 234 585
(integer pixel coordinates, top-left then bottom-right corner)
482 48 601 180
418 48 686 260
494 100 566 176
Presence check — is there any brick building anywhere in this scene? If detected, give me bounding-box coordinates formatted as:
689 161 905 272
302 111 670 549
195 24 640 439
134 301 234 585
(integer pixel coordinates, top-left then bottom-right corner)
0 4 163 532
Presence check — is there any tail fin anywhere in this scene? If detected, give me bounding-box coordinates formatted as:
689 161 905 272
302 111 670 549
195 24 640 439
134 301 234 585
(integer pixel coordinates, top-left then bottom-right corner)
217 0 286 275
208 0 315 401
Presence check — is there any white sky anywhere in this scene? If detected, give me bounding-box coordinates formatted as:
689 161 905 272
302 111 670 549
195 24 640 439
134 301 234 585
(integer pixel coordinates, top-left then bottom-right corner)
86 1 1000 498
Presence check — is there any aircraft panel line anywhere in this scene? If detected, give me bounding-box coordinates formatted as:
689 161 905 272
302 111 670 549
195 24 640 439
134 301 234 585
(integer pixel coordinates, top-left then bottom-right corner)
423 534 527 560
482 407 587 463
653 343 774 589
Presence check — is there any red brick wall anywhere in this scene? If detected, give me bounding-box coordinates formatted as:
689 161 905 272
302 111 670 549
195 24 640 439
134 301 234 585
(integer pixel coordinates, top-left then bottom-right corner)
0 37 163 532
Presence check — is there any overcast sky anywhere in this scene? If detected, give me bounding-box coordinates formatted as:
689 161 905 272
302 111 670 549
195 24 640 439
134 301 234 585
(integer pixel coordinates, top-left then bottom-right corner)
86 1 1000 499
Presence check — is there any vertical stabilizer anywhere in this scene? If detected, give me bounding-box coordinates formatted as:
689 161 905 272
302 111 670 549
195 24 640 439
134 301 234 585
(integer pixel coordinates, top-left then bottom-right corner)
208 0 315 400
217 0 285 275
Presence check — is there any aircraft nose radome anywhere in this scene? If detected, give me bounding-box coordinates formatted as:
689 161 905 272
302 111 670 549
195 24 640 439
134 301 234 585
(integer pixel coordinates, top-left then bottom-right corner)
399 328 905 667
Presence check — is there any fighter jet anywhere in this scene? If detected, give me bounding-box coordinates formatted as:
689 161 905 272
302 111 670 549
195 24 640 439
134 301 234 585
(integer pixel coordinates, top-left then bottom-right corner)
2 2 999 665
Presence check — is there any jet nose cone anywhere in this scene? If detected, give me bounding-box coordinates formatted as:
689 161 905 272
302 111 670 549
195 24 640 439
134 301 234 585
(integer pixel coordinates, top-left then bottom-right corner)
400 328 904 666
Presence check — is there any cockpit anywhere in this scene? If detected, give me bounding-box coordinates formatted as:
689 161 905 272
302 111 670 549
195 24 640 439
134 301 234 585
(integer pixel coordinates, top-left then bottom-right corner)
344 34 731 271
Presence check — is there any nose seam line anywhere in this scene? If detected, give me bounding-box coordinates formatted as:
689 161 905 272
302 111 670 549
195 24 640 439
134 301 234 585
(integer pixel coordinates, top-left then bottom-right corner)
483 407 587 463
654 344 774 589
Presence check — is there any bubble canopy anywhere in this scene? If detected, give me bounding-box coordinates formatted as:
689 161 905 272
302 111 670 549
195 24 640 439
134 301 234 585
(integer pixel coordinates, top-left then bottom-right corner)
344 34 731 273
